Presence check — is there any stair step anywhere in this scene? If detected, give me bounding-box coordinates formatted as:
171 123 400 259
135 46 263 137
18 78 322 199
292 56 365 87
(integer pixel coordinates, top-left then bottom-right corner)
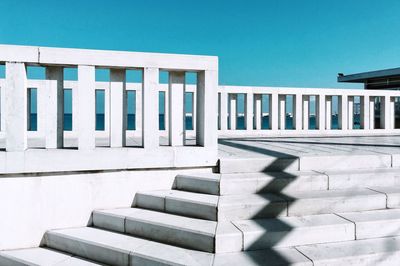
219 157 299 174
93 208 241 253
213 247 312 266
0 247 103 266
369 186 400 208
135 190 218 220
232 214 354 250
175 173 221 195
285 188 387 216
176 171 328 196
327 168 400 190
219 154 392 174
218 193 288 221
297 236 400 265
45 227 214 266
339 209 400 240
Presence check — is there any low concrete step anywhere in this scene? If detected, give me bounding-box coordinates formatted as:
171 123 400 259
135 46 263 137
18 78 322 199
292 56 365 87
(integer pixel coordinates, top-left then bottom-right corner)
93 208 242 253
326 168 400 190
218 188 387 220
134 190 219 221
369 186 400 208
297 236 400 265
219 157 299 174
232 214 354 250
213 247 312 266
0 247 103 266
175 173 221 195
339 209 400 240
45 227 214 266
285 188 387 216
219 154 392 173
176 171 328 196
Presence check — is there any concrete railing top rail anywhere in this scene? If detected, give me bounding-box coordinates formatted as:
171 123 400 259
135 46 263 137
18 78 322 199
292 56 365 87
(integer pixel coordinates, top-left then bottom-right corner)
0 44 218 71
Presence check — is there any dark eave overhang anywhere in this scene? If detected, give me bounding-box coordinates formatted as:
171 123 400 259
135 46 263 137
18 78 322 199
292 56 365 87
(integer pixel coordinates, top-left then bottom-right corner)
338 67 400 83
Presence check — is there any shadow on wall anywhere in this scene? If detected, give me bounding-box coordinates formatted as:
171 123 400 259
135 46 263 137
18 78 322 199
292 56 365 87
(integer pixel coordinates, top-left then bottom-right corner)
218 138 298 265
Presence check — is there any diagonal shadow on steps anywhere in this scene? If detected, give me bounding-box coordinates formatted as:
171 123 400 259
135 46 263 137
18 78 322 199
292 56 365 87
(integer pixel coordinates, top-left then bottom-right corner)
218 138 301 265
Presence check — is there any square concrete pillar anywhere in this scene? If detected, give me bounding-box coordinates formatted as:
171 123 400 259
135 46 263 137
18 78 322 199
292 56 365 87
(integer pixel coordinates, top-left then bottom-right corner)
246 92 253 131
278 95 286 130
390 97 395 129
302 95 310 130
196 70 217 148
325 96 332 130
254 94 262 130
381 96 393 129
360 96 369 130
316 95 325 130
45 66 64 149
294 94 302 130
77 65 96 150
369 97 375 129
1 83 5 132
270 93 279 130
135 87 142 132
142 67 159 149
347 96 354 130
5 62 28 151
110 69 127 147
229 94 237 130
338 95 348 130
168 71 185 146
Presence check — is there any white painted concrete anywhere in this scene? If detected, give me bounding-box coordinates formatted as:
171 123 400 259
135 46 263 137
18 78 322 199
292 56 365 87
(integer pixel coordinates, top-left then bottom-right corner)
0 167 211 250
110 69 126 147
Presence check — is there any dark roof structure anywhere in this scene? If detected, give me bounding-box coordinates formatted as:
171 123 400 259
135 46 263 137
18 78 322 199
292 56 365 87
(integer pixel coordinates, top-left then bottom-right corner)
338 67 400 90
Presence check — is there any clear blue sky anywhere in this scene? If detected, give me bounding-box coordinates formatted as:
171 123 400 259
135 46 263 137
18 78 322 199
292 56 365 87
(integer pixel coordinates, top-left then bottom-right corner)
2 0 400 89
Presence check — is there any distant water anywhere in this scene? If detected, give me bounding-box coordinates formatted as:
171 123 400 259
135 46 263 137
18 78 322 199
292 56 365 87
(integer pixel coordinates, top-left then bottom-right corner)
28 113 362 132
235 114 362 130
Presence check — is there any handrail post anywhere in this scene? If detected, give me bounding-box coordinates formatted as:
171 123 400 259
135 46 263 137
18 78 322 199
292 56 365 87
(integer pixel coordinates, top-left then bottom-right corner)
110 69 126 147
196 70 217 148
5 62 28 151
142 67 159 150
302 95 309 130
168 71 185 146
77 65 96 150
45 66 64 149
246 92 253 131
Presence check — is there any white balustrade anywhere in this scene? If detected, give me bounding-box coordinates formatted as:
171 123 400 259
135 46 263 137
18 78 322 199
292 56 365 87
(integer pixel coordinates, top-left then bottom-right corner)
217 86 400 136
0 44 218 173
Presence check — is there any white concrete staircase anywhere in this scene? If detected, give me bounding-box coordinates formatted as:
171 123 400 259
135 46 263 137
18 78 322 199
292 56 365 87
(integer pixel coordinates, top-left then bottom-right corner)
2 156 400 265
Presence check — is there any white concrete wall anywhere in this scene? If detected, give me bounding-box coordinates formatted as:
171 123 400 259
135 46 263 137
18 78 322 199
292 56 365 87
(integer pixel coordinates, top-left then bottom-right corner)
0 167 212 250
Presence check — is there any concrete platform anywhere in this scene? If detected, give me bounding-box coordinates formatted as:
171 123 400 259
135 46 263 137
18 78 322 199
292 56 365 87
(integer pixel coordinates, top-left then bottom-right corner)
218 136 400 172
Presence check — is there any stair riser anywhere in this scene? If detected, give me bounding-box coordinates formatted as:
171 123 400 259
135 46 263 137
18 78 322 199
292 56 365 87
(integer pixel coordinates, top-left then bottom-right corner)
241 225 354 250
45 233 129 266
135 193 217 221
287 194 387 216
93 212 215 253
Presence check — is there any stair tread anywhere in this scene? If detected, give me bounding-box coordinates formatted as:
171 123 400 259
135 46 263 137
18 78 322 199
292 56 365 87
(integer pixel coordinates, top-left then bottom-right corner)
46 227 214 266
339 208 400 223
94 207 217 235
281 188 382 200
0 247 104 266
213 247 312 266
297 236 400 263
138 189 219 206
233 213 351 231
